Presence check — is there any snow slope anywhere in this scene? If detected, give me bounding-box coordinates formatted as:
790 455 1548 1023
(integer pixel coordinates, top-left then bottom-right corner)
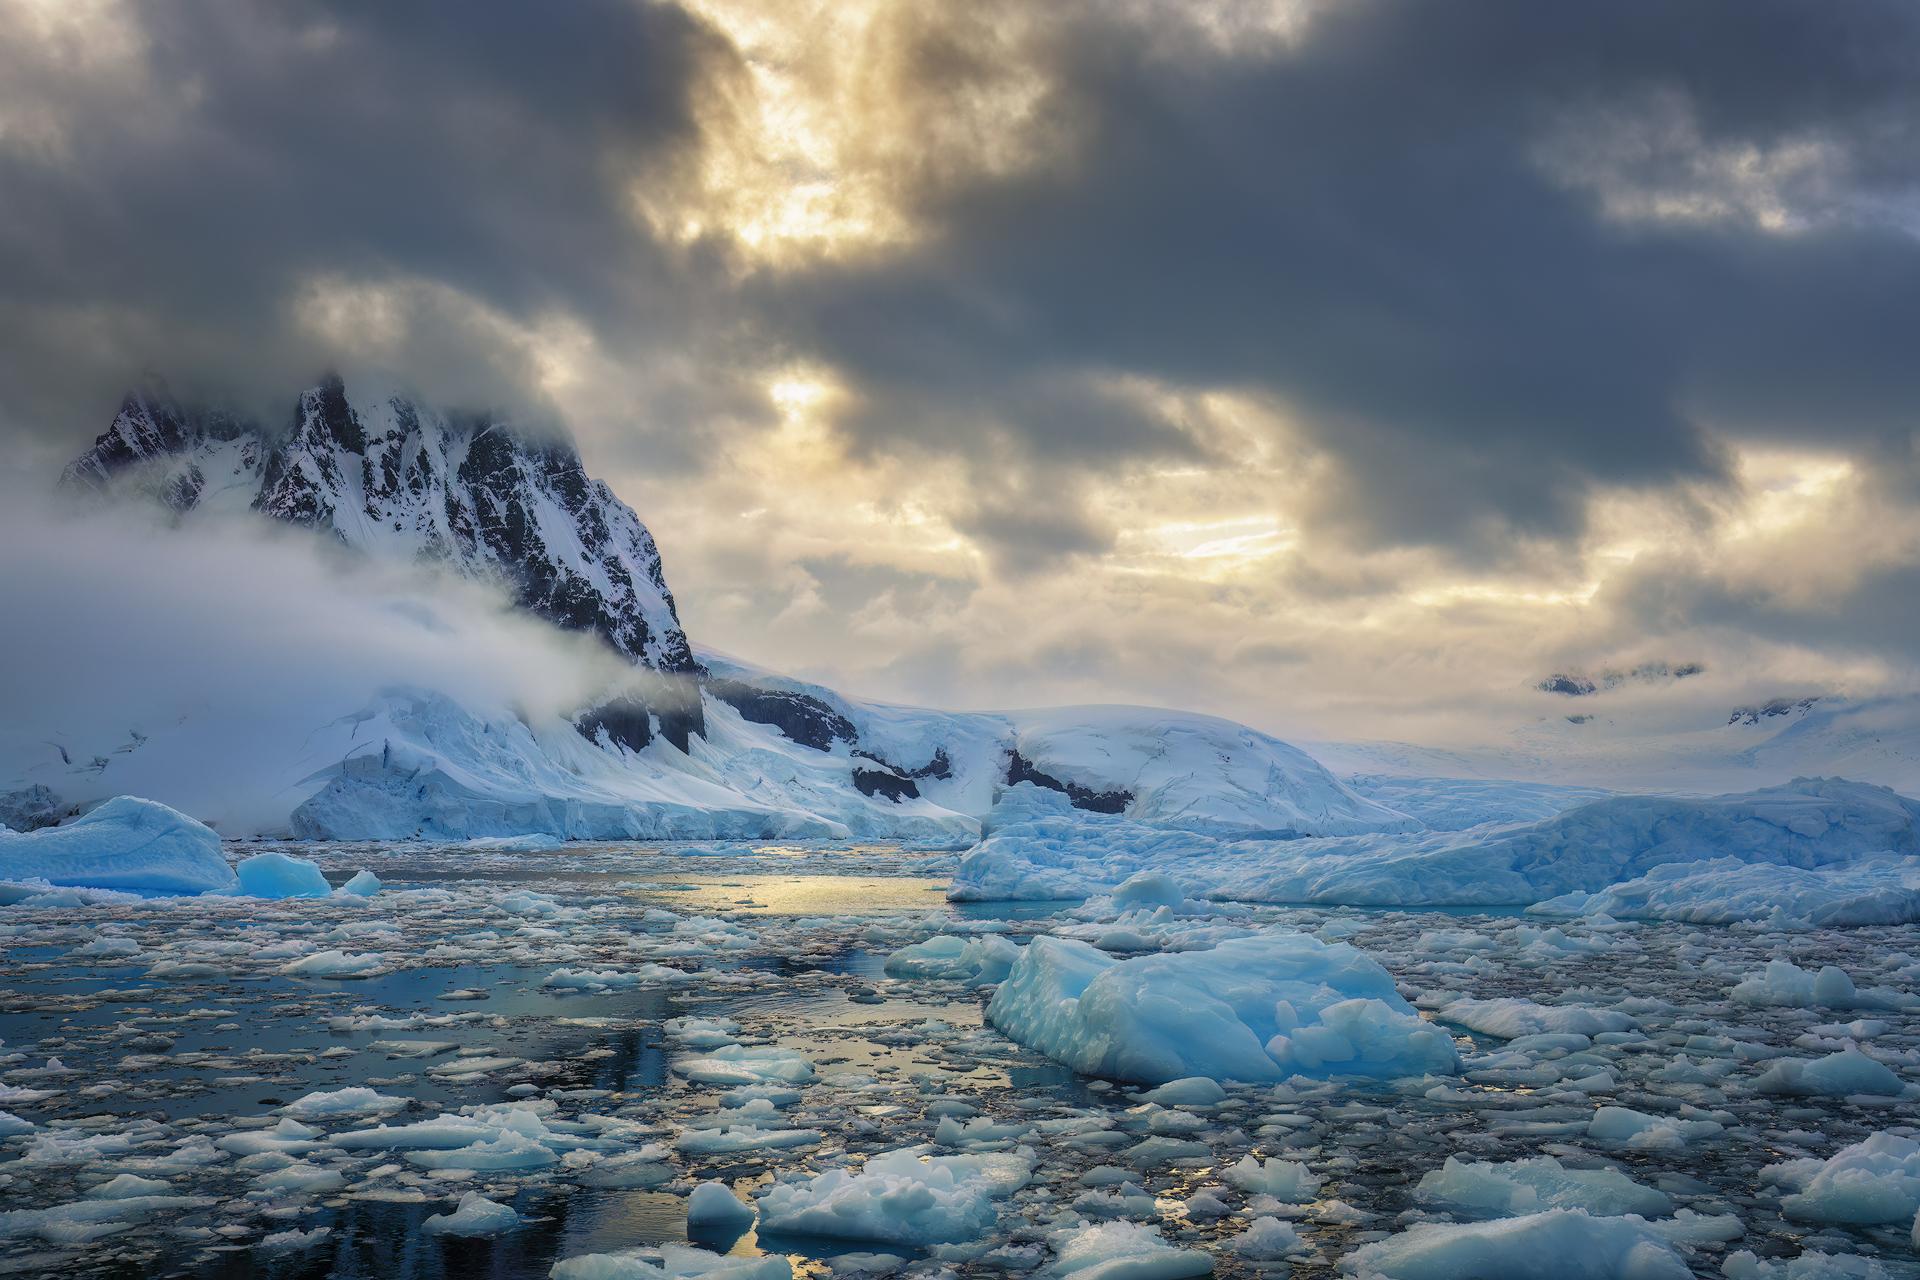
286 684 1410 843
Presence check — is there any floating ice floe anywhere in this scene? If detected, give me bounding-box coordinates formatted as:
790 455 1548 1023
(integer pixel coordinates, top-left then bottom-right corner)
756 1148 1031 1245
1752 1046 1906 1097
1230 1216 1307 1260
1415 1155 1671 1218
545 965 696 990
1586 1106 1724 1149
1224 1154 1320 1201
232 851 331 898
686 1182 755 1233
0 796 235 894
278 1086 409 1119
421 1191 521 1236
1722 1250 1903 1279
1768 1131 1920 1225
675 1045 816 1087
1729 959 1915 1010
1433 997 1636 1039
988 932 1459 1084
1339 1209 1695 1279
1044 1220 1213 1280
278 948 390 978
551 1244 792 1280
883 934 1020 984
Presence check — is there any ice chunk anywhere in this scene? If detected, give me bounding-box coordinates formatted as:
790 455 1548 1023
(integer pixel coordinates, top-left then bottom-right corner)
1730 960 1913 1010
675 1045 815 1087
1110 872 1189 911
1044 1221 1212 1280
1341 1210 1691 1279
336 869 382 897
256 1161 345 1194
258 1227 332 1252
233 851 331 898
1773 1132 1920 1224
280 1086 408 1118
1722 1251 1900 1279
687 1182 755 1233
1586 1107 1723 1149
546 966 696 990
988 932 1457 1084
1230 1217 1306 1260
756 1148 1031 1245
675 1125 821 1155
551 1245 792 1280
1754 1047 1904 1097
1225 1155 1320 1201
883 935 1020 984
1435 998 1635 1039
0 796 235 894
279 949 389 978
1416 1155 1672 1218
86 1174 172 1199
1138 1077 1226 1107
422 1191 521 1236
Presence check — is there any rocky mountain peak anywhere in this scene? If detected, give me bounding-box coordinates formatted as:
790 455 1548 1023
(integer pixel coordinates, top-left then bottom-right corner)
62 376 699 681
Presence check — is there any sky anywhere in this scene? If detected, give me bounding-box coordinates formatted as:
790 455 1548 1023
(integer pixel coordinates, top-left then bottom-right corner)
3 0 1919 747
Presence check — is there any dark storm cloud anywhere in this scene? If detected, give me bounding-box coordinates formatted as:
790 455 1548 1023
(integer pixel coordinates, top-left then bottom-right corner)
7 0 1920 570
762 0 1920 558
1604 554 1920 666
0 0 717 445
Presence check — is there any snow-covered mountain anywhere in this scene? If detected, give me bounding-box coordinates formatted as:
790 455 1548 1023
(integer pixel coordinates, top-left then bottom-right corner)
18 382 1408 841
63 376 698 676
1309 692 1920 796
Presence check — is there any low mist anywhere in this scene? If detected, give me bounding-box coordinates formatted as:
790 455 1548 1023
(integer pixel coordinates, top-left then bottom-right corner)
0 488 643 833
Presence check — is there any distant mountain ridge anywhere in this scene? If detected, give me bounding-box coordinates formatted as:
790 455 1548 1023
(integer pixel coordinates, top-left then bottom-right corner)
62 375 698 677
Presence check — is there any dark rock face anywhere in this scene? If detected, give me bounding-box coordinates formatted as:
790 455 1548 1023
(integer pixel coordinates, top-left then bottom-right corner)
1006 750 1132 814
575 697 654 754
908 748 953 781
1729 696 1820 726
852 767 919 802
0 784 71 832
706 680 857 751
63 376 702 738
1538 662 1705 697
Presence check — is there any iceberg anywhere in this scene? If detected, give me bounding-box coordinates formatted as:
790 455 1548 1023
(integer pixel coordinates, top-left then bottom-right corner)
986 932 1458 1084
234 851 331 898
0 796 234 894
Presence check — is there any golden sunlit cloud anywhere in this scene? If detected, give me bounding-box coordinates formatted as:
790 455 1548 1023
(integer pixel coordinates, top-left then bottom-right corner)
635 0 1059 268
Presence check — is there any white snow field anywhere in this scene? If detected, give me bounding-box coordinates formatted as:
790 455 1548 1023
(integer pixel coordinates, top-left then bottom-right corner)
1 835 1918 1279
